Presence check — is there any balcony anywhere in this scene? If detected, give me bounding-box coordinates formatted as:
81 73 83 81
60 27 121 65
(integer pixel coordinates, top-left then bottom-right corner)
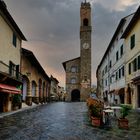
0 61 22 84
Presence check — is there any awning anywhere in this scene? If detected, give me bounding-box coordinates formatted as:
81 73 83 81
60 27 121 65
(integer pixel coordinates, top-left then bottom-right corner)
132 76 140 84
0 83 21 94
109 90 115 94
114 89 120 95
118 88 125 95
114 88 124 95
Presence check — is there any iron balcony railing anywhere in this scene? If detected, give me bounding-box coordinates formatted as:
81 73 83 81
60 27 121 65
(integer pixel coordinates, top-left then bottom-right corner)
0 60 22 81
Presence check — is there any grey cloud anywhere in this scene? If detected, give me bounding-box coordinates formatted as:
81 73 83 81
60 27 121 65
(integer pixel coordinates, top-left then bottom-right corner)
5 0 139 86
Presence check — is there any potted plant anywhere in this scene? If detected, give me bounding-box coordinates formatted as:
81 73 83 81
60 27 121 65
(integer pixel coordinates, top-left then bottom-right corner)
118 104 132 129
12 94 22 110
89 103 103 127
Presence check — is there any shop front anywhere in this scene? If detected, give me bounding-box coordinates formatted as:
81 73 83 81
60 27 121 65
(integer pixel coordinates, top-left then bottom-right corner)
0 83 21 112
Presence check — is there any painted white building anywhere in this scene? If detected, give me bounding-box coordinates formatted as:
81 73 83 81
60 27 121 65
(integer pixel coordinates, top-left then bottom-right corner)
97 13 134 105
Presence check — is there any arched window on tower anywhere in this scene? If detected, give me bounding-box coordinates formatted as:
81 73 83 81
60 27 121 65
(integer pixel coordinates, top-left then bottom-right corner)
71 66 78 73
71 77 76 84
83 18 88 26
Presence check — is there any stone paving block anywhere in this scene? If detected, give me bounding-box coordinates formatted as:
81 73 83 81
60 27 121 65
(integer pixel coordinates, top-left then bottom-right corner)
0 102 140 140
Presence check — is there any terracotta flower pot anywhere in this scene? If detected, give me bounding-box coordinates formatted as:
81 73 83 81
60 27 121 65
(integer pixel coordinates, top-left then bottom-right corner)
118 118 129 129
91 116 101 127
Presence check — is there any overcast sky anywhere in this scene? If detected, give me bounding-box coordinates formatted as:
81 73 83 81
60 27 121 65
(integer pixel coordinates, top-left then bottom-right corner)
4 0 140 87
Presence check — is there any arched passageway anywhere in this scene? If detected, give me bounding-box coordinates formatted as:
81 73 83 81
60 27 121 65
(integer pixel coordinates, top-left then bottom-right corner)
38 79 42 98
22 75 29 101
71 89 80 102
32 81 37 97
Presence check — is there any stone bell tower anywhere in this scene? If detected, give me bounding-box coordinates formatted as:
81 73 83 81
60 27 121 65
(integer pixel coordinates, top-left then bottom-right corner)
62 1 92 102
80 0 92 101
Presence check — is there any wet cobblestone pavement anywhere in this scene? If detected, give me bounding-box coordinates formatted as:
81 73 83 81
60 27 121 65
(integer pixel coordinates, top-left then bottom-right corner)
0 102 140 140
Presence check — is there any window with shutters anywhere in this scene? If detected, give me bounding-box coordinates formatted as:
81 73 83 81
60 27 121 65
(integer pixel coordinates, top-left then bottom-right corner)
119 69 121 79
130 34 135 49
9 61 16 77
122 66 124 77
9 61 19 78
133 58 137 72
138 55 140 70
129 63 131 74
16 65 19 79
116 51 119 61
116 71 118 81
120 45 123 56
109 60 112 68
12 33 17 47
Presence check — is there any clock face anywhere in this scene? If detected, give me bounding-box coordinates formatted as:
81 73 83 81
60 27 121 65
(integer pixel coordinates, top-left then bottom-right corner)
83 42 89 49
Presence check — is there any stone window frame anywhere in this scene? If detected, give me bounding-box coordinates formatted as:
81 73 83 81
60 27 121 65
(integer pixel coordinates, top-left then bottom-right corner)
70 77 77 84
71 66 78 73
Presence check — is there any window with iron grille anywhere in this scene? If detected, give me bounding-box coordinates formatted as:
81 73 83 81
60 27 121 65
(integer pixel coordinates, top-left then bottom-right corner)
122 66 124 77
116 71 118 81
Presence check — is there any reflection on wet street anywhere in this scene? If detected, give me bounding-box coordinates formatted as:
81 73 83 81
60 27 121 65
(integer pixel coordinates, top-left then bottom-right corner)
0 102 88 140
0 102 140 140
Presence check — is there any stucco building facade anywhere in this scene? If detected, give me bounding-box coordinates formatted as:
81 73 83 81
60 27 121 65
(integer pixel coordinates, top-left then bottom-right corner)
0 1 26 112
50 75 59 101
21 48 51 105
97 5 140 108
96 14 133 105
122 6 140 108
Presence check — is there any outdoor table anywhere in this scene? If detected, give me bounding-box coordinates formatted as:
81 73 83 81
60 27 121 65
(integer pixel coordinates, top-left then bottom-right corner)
111 106 122 117
103 109 114 127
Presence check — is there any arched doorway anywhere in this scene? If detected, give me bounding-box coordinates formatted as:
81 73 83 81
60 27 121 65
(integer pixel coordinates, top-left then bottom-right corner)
119 88 125 104
38 79 42 103
71 89 80 102
42 82 45 98
32 81 37 97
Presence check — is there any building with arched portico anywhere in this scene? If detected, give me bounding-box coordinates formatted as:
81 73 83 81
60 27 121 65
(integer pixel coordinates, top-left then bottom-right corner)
21 48 51 105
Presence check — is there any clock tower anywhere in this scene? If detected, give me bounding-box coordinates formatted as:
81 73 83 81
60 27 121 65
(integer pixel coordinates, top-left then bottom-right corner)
62 1 92 102
80 1 92 101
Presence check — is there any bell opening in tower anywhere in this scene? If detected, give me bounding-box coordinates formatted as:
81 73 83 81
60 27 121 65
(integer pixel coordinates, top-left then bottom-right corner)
83 18 89 26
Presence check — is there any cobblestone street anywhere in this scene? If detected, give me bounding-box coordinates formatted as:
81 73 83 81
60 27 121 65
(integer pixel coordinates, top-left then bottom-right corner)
0 102 140 140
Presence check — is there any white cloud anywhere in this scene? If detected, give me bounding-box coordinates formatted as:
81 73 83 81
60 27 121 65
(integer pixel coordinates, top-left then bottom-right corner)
91 0 139 11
